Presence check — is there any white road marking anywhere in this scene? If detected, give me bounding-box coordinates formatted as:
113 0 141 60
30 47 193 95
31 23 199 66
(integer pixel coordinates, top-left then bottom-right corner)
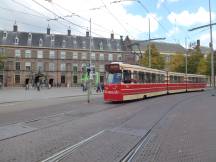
41 129 106 162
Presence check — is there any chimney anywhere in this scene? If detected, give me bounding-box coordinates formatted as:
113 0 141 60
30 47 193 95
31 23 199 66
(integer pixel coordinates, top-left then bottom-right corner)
197 39 200 47
111 33 114 39
67 26 71 36
86 30 89 37
120 35 123 41
13 22 18 32
47 25 50 35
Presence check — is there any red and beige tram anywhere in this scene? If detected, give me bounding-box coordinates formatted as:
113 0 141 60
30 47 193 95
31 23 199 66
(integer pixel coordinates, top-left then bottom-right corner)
104 62 207 102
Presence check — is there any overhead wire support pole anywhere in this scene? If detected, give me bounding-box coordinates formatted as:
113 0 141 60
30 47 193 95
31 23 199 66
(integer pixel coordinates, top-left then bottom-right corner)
148 18 151 68
209 0 215 95
88 18 92 103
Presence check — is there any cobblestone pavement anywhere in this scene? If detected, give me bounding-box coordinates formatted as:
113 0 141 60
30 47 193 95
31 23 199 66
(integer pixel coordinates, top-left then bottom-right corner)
0 91 216 162
0 87 100 103
132 91 216 162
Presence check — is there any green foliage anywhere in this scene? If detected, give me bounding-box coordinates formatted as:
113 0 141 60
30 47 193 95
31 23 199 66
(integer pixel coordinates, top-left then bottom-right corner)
206 53 216 76
140 43 165 70
169 53 185 73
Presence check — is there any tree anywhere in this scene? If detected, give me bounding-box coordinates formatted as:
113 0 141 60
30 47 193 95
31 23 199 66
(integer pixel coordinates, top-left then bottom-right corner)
140 43 165 70
197 57 208 75
187 46 204 74
169 53 185 73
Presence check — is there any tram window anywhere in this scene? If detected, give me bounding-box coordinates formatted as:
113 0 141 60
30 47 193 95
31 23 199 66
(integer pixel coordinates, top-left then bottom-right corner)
123 70 131 83
133 71 138 83
138 71 144 83
152 73 156 83
170 75 173 83
107 73 122 84
146 73 150 83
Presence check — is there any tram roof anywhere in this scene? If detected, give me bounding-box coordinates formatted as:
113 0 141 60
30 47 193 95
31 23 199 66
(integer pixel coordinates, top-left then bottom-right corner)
111 62 165 74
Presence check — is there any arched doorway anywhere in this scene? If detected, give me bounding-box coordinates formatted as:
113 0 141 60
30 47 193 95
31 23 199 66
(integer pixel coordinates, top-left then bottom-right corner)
49 78 54 87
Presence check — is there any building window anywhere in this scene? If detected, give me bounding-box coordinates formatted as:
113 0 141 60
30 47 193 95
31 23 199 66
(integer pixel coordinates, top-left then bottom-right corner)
49 63 55 71
51 35 55 47
81 53 87 60
107 40 111 50
61 75 65 84
3 31 7 39
108 54 113 61
25 62 31 71
73 75 77 84
25 50 31 58
60 51 66 59
61 63 66 71
73 64 78 73
28 33 32 40
15 62 20 70
37 50 43 58
82 40 86 49
73 52 78 59
37 62 43 71
99 41 103 50
91 53 96 60
117 54 122 61
49 50 55 59
73 39 77 48
15 49 21 57
99 53 104 60
39 38 43 47
15 36 19 45
116 41 120 51
62 40 66 48
15 75 20 84
99 65 104 72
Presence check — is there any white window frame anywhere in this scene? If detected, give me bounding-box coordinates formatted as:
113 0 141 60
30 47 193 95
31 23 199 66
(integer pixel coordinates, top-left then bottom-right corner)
61 63 66 71
108 54 113 61
99 53 104 60
25 62 31 70
60 51 66 59
49 50 55 59
81 53 87 60
73 52 78 59
49 62 55 71
37 50 43 59
91 53 96 60
25 50 31 58
15 49 21 57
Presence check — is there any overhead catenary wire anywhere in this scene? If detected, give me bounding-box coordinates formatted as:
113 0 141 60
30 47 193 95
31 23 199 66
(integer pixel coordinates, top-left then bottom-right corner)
100 0 136 39
31 0 104 37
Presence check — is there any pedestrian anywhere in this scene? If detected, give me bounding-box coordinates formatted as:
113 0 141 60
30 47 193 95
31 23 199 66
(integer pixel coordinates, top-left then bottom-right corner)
37 81 40 91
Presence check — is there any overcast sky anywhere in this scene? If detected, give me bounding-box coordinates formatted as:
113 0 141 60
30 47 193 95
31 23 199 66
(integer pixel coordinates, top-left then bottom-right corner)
0 0 215 48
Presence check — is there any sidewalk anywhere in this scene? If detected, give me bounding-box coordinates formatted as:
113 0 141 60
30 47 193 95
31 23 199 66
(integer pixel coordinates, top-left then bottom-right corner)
0 87 102 104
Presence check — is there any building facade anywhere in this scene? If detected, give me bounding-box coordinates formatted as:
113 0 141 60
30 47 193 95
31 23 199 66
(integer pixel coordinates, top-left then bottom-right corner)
0 25 135 87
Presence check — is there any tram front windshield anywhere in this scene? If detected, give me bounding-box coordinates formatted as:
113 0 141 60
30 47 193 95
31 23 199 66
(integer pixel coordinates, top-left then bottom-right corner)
107 72 122 84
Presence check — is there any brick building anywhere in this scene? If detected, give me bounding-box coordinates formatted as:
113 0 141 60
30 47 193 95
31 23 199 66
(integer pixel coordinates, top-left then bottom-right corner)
0 24 135 87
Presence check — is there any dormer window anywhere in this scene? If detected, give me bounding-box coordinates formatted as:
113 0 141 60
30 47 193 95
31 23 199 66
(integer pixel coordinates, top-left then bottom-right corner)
3 31 7 39
15 36 19 45
28 33 32 40
73 39 77 48
39 38 43 47
116 41 120 51
99 41 103 50
62 40 66 48
51 34 55 47
107 40 111 50
82 40 86 49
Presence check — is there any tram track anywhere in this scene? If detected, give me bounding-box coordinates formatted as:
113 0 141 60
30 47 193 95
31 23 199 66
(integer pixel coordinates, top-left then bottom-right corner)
119 92 204 162
40 92 205 162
